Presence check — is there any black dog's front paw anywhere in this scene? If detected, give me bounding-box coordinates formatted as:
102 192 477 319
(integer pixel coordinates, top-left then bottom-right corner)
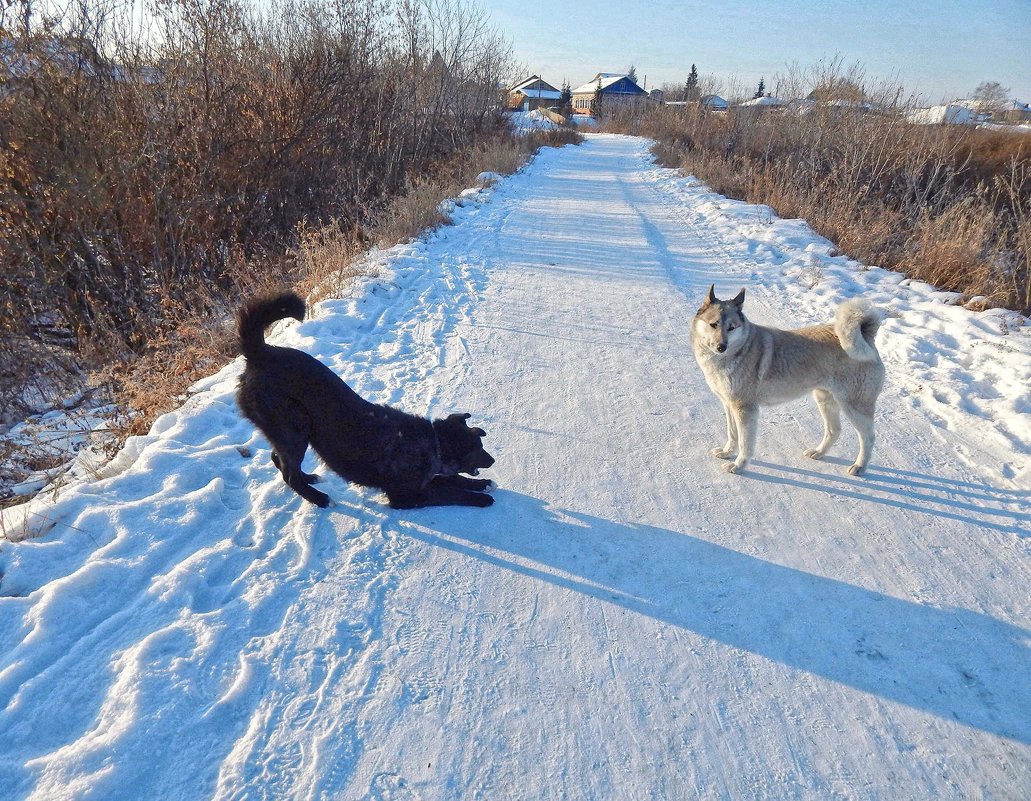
387 484 495 509
469 491 494 507
297 485 330 507
435 475 494 493
309 491 331 508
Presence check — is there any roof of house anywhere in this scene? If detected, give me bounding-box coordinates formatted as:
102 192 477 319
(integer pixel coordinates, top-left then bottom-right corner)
509 75 562 101
700 94 728 108
571 73 646 95
736 95 786 107
906 104 975 125
511 75 559 92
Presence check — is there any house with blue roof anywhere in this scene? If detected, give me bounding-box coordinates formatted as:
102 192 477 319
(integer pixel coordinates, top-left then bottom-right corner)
571 73 647 116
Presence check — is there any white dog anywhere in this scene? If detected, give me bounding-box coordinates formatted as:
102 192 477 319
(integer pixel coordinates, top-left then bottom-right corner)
691 285 885 475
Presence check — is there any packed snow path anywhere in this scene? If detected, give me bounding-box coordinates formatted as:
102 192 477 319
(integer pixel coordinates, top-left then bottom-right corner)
1 135 1029 800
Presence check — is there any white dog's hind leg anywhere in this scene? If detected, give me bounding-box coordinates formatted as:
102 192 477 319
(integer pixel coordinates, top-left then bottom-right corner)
712 400 738 459
841 399 875 475
726 403 757 474
804 389 841 460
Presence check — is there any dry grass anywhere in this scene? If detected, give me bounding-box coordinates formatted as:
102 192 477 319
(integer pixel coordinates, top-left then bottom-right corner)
637 105 1031 314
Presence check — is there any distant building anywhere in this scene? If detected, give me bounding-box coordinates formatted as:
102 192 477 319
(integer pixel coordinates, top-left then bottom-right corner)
700 94 728 111
508 75 562 111
664 95 728 113
906 104 976 125
736 95 786 109
998 100 1031 123
733 95 786 115
571 73 647 115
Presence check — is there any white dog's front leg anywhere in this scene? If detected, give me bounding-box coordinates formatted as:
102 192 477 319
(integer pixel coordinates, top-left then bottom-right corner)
711 400 738 459
725 403 757 474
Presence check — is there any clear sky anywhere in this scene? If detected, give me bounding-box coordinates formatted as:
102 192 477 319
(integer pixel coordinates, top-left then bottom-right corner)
488 0 1031 104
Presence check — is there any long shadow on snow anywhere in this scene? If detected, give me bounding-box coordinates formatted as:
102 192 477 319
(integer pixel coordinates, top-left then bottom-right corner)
749 459 1029 538
401 489 1030 744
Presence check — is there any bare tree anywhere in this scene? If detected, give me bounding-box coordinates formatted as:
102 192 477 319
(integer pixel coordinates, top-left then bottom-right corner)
972 81 1010 115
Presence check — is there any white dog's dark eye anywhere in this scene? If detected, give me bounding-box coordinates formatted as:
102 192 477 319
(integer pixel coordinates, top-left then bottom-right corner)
710 322 718 328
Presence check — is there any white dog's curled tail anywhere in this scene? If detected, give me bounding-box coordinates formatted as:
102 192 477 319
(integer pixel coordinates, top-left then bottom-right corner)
834 298 883 361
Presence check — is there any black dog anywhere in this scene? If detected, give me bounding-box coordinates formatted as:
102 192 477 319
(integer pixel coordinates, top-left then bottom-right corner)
236 292 495 509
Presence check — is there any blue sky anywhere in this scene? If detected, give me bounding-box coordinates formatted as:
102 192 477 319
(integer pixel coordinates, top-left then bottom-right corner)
487 0 1031 103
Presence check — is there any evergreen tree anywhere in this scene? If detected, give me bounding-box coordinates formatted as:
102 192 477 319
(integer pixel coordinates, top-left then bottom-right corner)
559 80 573 116
591 77 604 117
754 77 765 99
685 63 699 101
627 65 638 84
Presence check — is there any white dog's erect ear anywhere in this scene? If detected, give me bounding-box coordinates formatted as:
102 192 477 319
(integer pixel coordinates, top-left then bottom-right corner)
707 284 717 304
733 288 746 307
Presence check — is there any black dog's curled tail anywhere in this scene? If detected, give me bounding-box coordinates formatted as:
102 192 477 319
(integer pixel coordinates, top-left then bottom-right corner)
237 291 306 361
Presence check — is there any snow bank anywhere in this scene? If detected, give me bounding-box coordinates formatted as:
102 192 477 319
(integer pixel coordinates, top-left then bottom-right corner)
508 109 561 133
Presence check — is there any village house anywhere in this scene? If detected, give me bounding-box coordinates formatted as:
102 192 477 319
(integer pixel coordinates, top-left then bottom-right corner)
571 73 647 115
998 100 1031 124
700 94 728 111
736 94 786 109
507 75 562 111
906 103 976 125
664 94 728 113
733 94 787 116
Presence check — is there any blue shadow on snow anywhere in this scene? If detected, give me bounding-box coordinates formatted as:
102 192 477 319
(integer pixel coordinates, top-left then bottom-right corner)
400 489 1031 745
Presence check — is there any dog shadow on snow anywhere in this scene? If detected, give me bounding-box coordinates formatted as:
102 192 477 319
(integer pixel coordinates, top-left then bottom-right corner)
747 457 1030 538
400 490 1030 745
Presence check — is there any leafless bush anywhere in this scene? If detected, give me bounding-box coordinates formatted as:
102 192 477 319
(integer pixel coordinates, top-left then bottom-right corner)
0 0 516 416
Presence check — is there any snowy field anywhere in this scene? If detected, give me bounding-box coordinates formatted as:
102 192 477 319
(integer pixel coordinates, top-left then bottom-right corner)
1 134 1029 800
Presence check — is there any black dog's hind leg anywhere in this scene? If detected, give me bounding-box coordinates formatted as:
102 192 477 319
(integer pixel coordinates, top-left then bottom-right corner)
271 451 320 485
386 483 494 509
266 425 330 508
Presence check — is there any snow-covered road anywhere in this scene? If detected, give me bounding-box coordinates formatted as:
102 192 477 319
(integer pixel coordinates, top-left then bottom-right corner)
1 134 1029 800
